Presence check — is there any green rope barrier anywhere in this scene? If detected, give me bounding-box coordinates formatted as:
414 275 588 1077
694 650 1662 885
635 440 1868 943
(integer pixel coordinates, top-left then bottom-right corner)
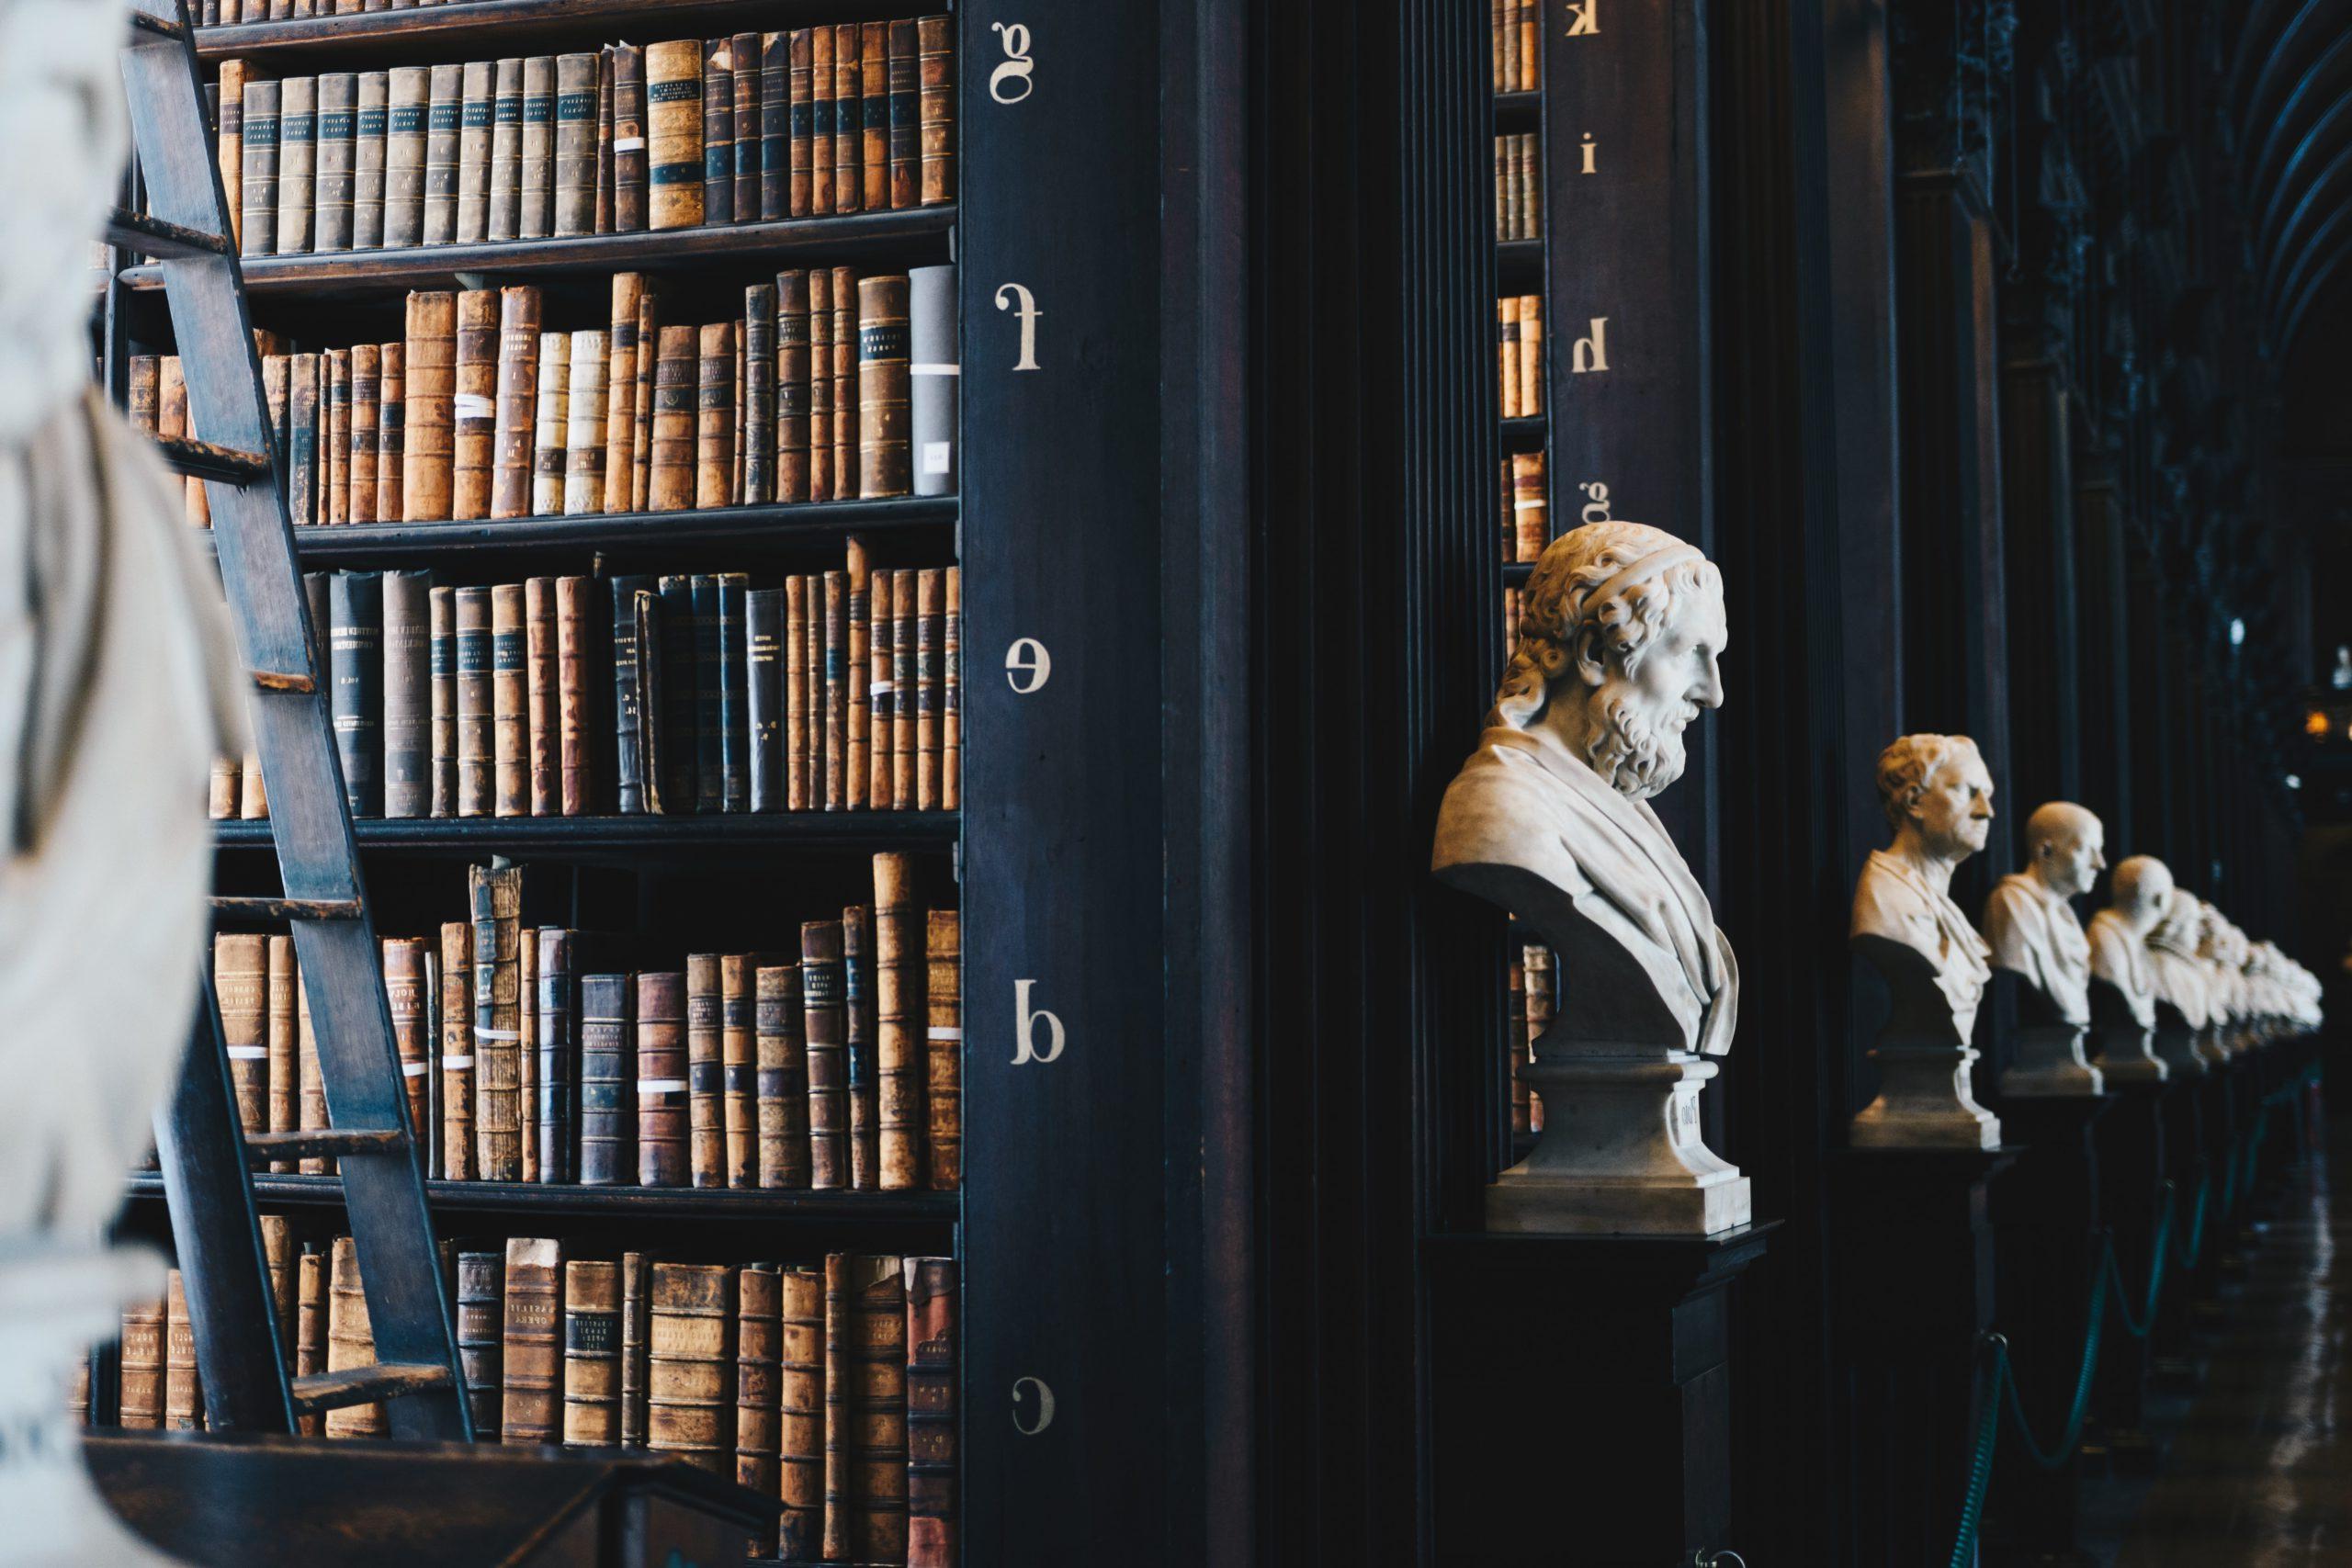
1947 1341 2006 1568
2103 1187 2176 1343
2000 1267 2109 1471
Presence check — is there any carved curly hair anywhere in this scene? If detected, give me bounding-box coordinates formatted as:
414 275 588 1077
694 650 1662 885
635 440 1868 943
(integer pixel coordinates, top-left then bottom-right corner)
1491 521 1720 730
1872 733 1985 831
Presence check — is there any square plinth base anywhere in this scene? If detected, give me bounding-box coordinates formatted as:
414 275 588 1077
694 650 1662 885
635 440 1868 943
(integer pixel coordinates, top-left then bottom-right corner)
1486 1169 1753 1235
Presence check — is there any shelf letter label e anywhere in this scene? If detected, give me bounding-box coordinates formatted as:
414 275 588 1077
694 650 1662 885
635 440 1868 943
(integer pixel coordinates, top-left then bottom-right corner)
1012 980 1066 1065
1012 1377 1057 1435
995 284 1042 370
989 23 1035 103
1004 637 1051 693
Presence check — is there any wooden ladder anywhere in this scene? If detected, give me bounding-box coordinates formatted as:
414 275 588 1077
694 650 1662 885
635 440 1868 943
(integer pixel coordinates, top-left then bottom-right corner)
115 0 472 1441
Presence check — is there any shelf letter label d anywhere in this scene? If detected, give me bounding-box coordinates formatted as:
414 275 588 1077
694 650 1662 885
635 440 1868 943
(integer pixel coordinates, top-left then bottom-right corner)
989 23 1035 103
1004 637 1051 693
996 284 1042 370
1012 980 1066 1065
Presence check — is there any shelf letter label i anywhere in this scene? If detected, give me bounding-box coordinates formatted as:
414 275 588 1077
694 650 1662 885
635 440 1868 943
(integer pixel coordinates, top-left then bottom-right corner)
1012 1376 1057 1434
989 22 1036 103
1004 637 1051 693
996 284 1043 370
1012 980 1066 1065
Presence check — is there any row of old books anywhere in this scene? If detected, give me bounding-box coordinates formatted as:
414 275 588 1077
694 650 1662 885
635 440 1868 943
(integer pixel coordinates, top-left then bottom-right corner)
214 22 953 259
1489 0 1541 93
1500 450 1547 564
1494 133 1541 242
1498 293 1544 419
209 853 964 1192
204 550 960 820
198 0 560 19
1504 942 1552 1136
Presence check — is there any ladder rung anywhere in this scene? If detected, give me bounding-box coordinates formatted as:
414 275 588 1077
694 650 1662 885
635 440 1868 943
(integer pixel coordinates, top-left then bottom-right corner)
289 1361 455 1416
128 7 183 38
210 896 363 921
243 1128 408 1160
251 670 316 694
106 207 228 260
152 433 271 483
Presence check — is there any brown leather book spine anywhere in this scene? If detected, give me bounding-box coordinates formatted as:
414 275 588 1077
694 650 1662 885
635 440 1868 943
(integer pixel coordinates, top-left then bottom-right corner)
486 55 522 241
525 576 558 815
239 79 279 258
873 855 922 1190
887 18 918 210
821 1254 852 1560
213 932 270 1142
632 286 657 510
866 569 894 807
564 329 608 513
423 62 461 242
808 24 835 215
164 1269 201 1431
775 269 810 502
857 274 911 499
455 59 492 242
209 756 239 820
219 61 247 251
852 1254 910 1561
376 340 405 523
277 74 316 254
924 909 961 1190
785 575 809 810
384 935 432 1142
324 351 351 521
737 1262 782 1529
518 927 539 1182
595 47 616 233
721 953 763 1187
453 288 499 519
297 971 330 1174
456 1248 504 1438
532 330 569 515
470 863 525 1179
845 538 870 808
777 1266 824 1557
645 39 704 231
129 354 160 435
288 354 320 526
891 568 916 806
831 265 857 498
260 1214 295 1364
562 1258 621 1446
327 1236 387 1437
556 575 593 814
293 1250 324 1436
603 273 644 513
802 921 847 1190
808 267 833 498
1511 449 1546 561
823 570 847 809
730 30 761 223
428 583 457 815
440 919 475 1178
904 1257 957 1566
831 25 860 213
402 290 456 521
554 51 598 237
119 1295 165 1428
240 747 267 818
501 1235 563 1443
491 285 541 519
918 15 954 206
842 903 877 1191
614 43 647 230
695 321 735 509
636 971 688 1186
786 28 814 216
348 341 379 523
519 56 556 238
755 963 809 1188
685 953 725 1188
492 582 529 817
744 281 776 503
916 568 944 808
620 1251 650 1445
649 324 697 511
943 566 960 807
266 935 298 1170
649 1262 735 1476
698 37 734 224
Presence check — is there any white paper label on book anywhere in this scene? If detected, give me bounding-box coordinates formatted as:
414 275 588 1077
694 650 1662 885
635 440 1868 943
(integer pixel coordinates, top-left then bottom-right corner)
474 1027 521 1040
443 1054 475 1069
401 1063 428 1077
611 136 645 152
225 1046 269 1061
927 1027 963 1041
636 1077 687 1094
922 441 953 474
454 392 494 420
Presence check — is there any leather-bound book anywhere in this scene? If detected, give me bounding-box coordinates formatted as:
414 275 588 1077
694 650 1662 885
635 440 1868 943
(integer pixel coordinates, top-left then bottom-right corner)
831 25 860 213
377 340 405 522
850 1255 909 1560
802 921 847 1190
275 75 314 254
454 60 492 243
698 38 734 226
328 570 384 816
619 1252 650 1445
563 329 608 513
730 31 760 223
163 358 210 526
806 25 834 215
736 1263 782 1528
645 40 704 231
916 569 944 808
859 22 888 211
382 567 430 817
470 863 526 1179
296 971 330 1174
775 1267 824 1555
612 44 647 230
427 583 458 815
486 57 522 241
315 72 357 251
324 351 351 524
455 1249 504 1438
119 1295 164 1428
348 342 381 523
562 1259 621 1446
69 1354 89 1427
649 1263 735 1476
754 963 808 1187
887 19 918 209
326 1236 387 1437
636 971 688 1185
759 31 788 219
857 274 911 498
844 544 869 812
807 267 833 498
534 927 575 1181
719 953 763 1186
842 903 877 1190
384 936 432 1142
237 78 278 258
830 266 859 497
717 573 749 811
942 567 960 807
594 48 615 233
579 973 635 1185
1511 450 1546 561
742 283 775 503
873 855 922 1190
867 568 894 807
501 1236 563 1444
164 1269 201 1429
775 270 810 502
531 329 570 514
924 910 960 1189
653 575 697 811
602 275 643 512
382 66 427 246
518 56 555 238
209 756 238 821
219 62 246 252
353 70 388 249
806 574 830 805
516 925 538 1183
822 571 847 808
607 575 652 813
266 935 298 1170
556 575 594 814
910 264 956 496
918 16 953 205
260 1214 295 1362
648 325 697 510
287 354 320 527
422 62 461 244
492 582 528 818
904 1258 956 1565
891 569 915 806
454 585 493 816
786 29 814 216
490 284 541 520
294 1250 325 1436
784 575 809 809
401 289 456 521
693 322 733 510
747 588 784 810
453 288 500 519
213 933 269 1141
439 919 475 1178
633 286 658 509
633 588 670 812
553 53 598 237
240 745 267 820
684 953 724 1188
526 576 558 814
129 355 160 436
820 1255 852 1558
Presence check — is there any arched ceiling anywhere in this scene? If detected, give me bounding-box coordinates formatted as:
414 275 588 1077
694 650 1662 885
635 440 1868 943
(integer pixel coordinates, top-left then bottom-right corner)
2232 0 2352 391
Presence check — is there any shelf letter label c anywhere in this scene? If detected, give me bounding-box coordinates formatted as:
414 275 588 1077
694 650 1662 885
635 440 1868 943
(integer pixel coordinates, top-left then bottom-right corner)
989 23 1035 103
1012 980 1066 1066
1004 637 1051 693
1012 1376 1057 1434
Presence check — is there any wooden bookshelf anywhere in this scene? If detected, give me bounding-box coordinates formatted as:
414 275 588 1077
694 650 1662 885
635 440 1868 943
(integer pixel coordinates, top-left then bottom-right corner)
212 813 957 852
125 1171 957 1229
194 0 919 65
201 495 955 561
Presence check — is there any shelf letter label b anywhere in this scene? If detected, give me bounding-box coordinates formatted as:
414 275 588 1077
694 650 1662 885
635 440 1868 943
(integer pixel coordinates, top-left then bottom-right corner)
989 23 1035 103
1004 637 1051 692
1012 980 1066 1065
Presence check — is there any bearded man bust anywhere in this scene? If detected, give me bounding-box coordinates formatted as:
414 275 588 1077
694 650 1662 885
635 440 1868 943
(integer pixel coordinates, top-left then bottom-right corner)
1432 520 1747 1235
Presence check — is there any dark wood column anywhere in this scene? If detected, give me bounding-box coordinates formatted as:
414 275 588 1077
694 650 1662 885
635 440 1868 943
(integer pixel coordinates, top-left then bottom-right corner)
2074 459 2133 846
2000 352 2082 814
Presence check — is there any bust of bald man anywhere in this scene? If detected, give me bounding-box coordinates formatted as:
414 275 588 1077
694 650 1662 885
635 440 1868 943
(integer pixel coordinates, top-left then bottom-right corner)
2085 854 2169 1084
1982 801 2105 1096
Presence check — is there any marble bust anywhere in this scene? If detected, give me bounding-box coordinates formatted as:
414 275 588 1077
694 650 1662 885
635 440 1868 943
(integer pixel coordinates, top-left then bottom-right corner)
1849 734 2000 1149
2144 881 2216 1072
2194 901 2248 1057
1983 801 2105 1096
2085 854 2170 1083
1433 520 1747 1234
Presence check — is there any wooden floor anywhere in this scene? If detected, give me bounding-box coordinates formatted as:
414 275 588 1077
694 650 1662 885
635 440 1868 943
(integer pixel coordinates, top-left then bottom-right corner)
2091 1119 2351 1566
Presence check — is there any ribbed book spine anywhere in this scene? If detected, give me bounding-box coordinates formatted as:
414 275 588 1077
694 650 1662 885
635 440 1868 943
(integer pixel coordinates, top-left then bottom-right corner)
579 973 634 1185
802 921 846 1190
469 863 525 1179
294 1250 325 1436
239 80 280 258
755 963 808 1188
556 575 593 814
743 282 776 502
905 1257 957 1566
860 22 888 209
491 285 542 521
609 575 651 814
488 56 524 241
491 582 528 818
718 953 761 1186
164 1270 201 1431
439 919 474 1178
562 1259 621 1446
776 270 810 502
348 342 381 523
852 1255 910 1561
531 330 570 515
695 322 735 509
832 26 860 213
554 51 598 236
843 902 878 1190
943 567 961 807
633 287 658 508
402 289 456 521
119 1295 165 1428
323 351 351 524
778 1267 824 1557
266 935 298 1170
214 933 270 1138
296 968 328 1174
275 74 315 254
427 583 457 815
830 266 858 497
868 570 894 807
220 62 247 253
917 569 944 807
748 588 784 810
760 31 789 219
315 72 357 251
888 19 919 209
918 15 955 205
603 273 644 512
526 576 559 815
377 341 406 521
857 274 911 498
453 288 499 519
501 1236 563 1443
636 971 688 1185
788 29 815 216
685 953 724 1187
809 26 834 215
823 571 847 807
456 1249 503 1438
382 66 427 245
613 43 648 231
649 325 697 510
807 268 833 498
534 925 575 1182
646 39 704 230
737 1263 783 1529
872 855 922 1190
288 354 320 527
620 1252 650 1446
354 70 388 248
786 576 809 809
700 38 735 225
821 1254 851 1558
454 60 491 242
326 1236 387 1437
924 910 961 1188
328 570 383 817
731 30 760 223
519 56 555 238
649 1262 735 1476
383 935 432 1141
595 48 616 232
564 330 608 513
422 62 461 243
718 573 750 810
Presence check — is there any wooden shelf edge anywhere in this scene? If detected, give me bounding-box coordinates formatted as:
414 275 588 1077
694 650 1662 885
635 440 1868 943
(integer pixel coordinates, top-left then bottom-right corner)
195 495 957 558
1499 414 1546 453
124 1170 962 1224
195 0 917 61
1495 89 1542 127
1503 560 1533 585
212 811 961 850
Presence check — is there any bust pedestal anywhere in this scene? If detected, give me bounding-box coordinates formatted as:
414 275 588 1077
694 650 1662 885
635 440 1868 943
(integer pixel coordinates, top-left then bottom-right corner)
2090 1077 2169 1474
2000 1021 2104 1099
2150 1017 2207 1080
1490 1047 1751 1235
1849 932 2000 1150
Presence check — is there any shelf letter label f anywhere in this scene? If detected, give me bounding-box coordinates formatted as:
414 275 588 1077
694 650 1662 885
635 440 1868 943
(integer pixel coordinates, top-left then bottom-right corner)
996 283 1042 371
